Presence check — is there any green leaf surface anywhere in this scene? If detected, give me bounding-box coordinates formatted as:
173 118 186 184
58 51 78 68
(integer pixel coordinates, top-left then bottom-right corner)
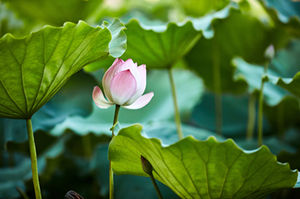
51 69 203 136
90 144 180 199
234 57 300 100
0 20 125 119
109 124 298 199
4 0 104 26
185 2 295 93
121 19 201 68
177 0 230 17
120 4 235 69
0 71 97 149
264 0 300 23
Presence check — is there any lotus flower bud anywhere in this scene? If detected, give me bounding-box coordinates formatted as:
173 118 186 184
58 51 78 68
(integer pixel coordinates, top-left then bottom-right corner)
141 155 153 176
93 58 154 109
265 44 275 60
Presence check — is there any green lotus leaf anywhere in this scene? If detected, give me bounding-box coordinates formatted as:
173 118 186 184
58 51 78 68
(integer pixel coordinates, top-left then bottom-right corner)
233 57 300 101
0 19 126 119
263 0 300 22
121 19 201 68
185 4 278 93
120 4 233 69
109 124 298 199
4 0 104 26
177 0 230 17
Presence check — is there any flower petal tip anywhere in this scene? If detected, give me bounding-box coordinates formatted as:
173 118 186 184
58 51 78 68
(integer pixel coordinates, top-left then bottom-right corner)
123 92 154 110
92 86 112 109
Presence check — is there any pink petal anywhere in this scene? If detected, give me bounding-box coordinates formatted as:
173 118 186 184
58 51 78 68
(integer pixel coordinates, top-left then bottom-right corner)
123 92 154 109
92 86 113 109
127 64 147 104
110 69 137 105
103 59 139 101
102 58 124 101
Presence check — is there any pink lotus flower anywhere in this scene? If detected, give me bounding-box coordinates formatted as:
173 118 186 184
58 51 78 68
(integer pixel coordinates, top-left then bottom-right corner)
93 58 154 109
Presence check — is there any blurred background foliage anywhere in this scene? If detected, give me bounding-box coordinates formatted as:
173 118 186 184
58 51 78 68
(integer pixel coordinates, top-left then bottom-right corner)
0 0 299 198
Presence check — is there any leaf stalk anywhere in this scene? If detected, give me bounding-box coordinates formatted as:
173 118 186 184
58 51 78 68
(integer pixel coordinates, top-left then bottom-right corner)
26 119 42 199
109 105 120 199
168 68 183 140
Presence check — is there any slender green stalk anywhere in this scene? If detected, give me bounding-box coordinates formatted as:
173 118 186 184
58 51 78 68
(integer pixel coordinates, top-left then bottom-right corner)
150 173 163 199
277 104 284 138
212 42 222 136
168 68 183 140
26 119 42 199
214 93 222 136
82 135 92 157
16 187 30 199
109 105 120 199
141 156 163 199
246 93 256 140
257 63 269 146
258 81 264 146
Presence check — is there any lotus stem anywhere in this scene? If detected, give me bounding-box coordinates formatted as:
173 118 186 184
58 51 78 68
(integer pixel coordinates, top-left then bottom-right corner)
168 68 184 140
212 42 222 136
277 104 284 138
150 173 163 199
141 156 163 199
214 93 222 136
26 119 42 199
109 105 120 199
246 93 256 140
258 63 269 146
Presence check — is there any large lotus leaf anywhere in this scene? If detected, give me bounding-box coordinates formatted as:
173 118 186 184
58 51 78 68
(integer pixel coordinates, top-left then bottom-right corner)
90 144 180 199
0 71 97 150
264 0 300 22
233 39 300 102
0 134 70 199
185 3 293 93
233 58 290 105
109 124 298 199
234 58 300 100
51 69 203 136
0 20 125 119
177 0 230 17
118 3 236 69
120 19 200 68
4 0 103 26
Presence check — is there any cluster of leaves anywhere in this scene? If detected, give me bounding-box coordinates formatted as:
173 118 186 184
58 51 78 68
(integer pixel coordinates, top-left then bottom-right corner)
0 0 300 198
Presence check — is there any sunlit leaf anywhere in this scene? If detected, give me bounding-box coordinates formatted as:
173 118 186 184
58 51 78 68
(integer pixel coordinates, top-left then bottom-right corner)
177 0 230 17
4 0 104 26
121 19 201 68
109 124 298 199
0 20 125 119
